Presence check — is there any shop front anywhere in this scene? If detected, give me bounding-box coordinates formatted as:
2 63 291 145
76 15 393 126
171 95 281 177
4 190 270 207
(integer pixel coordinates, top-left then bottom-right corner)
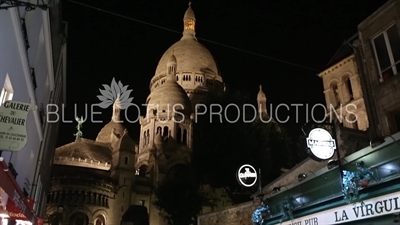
257 132 400 225
273 188 400 225
0 158 38 225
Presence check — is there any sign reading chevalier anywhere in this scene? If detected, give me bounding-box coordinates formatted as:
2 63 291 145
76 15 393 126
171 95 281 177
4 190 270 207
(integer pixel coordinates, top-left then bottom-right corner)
0 100 37 152
236 164 258 187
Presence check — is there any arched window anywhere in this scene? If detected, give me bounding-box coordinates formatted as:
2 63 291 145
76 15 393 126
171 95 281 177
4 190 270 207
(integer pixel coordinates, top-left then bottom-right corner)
176 75 179 81
124 156 129 165
146 130 150 144
183 129 187 145
139 165 148 177
50 214 61 225
94 215 106 225
69 212 89 225
157 126 162 134
343 76 354 101
176 127 182 143
163 126 169 137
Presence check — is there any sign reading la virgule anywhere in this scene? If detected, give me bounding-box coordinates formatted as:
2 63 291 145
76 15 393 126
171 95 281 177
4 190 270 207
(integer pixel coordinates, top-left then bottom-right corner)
0 100 37 152
275 192 400 225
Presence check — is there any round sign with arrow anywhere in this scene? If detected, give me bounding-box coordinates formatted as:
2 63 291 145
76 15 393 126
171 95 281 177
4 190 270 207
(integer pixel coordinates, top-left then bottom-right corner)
236 164 258 187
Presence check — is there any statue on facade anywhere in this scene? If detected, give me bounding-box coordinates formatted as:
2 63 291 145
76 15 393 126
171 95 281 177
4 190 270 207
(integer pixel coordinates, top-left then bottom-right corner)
74 116 84 138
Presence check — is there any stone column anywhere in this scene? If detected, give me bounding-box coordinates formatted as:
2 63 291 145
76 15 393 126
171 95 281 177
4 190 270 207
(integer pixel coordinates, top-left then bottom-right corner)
84 192 89 204
49 192 54 203
324 89 331 109
54 191 59 203
338 82 348 104
351 75 362 99
100 195 104 206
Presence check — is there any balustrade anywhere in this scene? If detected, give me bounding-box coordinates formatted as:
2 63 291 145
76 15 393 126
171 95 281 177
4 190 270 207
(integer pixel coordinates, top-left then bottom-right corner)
47 190 110 207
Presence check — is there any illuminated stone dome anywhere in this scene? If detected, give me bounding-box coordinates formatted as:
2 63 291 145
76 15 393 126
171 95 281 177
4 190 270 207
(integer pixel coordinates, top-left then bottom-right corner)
53 138 112 170
96 121 125 143
150 2 223 95
96 97 126 143
147 73 193 117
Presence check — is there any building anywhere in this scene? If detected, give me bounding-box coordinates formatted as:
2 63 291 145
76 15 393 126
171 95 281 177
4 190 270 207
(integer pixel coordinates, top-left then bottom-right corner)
0 0 67 225
198 0 400 224
45 3 231 225
356 0 400 137
317 36 370 157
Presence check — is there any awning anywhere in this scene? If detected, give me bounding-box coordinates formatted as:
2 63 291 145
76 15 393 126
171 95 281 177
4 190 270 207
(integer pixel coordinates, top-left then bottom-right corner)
0 158 37 224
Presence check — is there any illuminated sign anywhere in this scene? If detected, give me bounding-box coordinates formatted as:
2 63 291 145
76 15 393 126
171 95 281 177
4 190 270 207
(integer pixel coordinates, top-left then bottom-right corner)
274 191 400 225
236 164 258 187
306 128 336 161
0 101 37 152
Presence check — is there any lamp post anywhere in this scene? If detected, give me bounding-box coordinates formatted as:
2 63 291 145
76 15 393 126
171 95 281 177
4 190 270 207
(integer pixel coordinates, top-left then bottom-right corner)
328 122 344 184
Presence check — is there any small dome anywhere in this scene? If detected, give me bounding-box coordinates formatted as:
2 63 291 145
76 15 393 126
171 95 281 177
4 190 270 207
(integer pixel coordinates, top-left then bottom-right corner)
96 121 126 143
119 131 136 151
147 75 192 117
54 138 111 168
153 39 220 80
257 85 267 101
151 2 222 85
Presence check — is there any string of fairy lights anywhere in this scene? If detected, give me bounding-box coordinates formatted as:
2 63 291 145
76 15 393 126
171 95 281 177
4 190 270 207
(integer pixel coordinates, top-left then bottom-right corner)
67 0 321 72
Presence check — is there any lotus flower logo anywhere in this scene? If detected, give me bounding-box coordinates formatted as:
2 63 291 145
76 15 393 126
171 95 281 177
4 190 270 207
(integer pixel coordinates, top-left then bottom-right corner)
97 78 134 109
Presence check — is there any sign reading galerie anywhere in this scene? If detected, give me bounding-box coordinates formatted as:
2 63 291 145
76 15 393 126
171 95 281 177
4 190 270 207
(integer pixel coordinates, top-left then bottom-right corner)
0 101 37 151
275 191 400 225
236 164 258 187
306 128 336 161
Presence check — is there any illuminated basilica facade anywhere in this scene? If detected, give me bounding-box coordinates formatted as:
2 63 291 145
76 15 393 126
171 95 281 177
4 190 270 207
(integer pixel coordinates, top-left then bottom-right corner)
44 3 238 225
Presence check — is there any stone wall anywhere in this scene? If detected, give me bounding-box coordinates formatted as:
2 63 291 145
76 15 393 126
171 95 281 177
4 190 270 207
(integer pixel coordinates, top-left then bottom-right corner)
358 0 400 136
197 201 256 225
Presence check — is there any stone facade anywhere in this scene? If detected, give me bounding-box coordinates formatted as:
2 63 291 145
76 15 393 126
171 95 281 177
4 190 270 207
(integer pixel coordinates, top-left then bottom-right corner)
318 55 369 132
46 3 231 225
198 201 256 225
318 54 370 156
358 0 400 136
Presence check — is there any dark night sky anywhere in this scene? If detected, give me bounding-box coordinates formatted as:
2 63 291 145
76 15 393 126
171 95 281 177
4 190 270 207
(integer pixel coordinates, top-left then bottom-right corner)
57 0 388 146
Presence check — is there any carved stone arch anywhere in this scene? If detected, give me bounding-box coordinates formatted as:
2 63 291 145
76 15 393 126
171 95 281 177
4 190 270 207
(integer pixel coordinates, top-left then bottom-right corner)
328 78 340 87
68 206 92 222
340 71 353 79
46 206 63 225
45 205 59 216
136 160 149 170
92 209 108 224
136 162 149 177
167 161 187 172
